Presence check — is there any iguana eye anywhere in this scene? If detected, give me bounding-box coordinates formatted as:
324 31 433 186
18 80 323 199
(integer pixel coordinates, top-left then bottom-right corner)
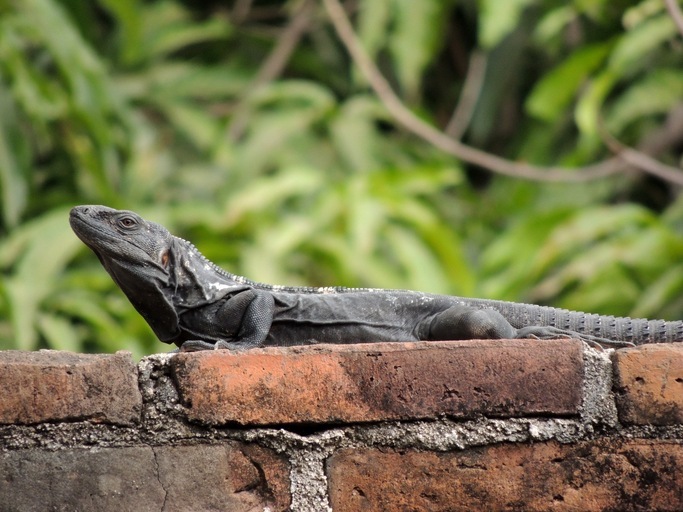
118 216 137 229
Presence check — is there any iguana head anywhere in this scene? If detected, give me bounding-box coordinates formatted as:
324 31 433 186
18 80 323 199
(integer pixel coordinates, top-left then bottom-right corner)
69 205 181 343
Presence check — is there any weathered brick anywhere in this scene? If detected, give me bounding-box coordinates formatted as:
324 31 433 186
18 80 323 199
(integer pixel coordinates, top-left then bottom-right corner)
155 443 291 511
0 350 141 426
327 440 683 512
172 339 583 426
613 343 683 425
0 443 290 512
0 446 164 511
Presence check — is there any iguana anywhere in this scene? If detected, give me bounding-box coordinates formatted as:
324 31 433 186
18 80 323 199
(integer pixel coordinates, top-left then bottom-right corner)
69 205 683 351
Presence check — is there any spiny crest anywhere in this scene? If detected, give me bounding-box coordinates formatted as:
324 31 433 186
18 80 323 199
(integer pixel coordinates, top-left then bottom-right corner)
171 235 374 295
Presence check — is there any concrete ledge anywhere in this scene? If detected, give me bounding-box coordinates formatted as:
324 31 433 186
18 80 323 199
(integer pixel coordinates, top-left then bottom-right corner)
171 339 584 426
0 350 141 426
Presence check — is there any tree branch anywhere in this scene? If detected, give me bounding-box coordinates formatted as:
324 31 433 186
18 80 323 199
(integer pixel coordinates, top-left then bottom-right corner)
226 0 316 141
445 50 487 141
322 0 629 182
231 0 254 24
600 120 683 186
665 0 683 38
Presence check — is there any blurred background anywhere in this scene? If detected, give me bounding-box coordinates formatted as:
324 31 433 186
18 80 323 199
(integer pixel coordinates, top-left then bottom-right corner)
1 0 683 357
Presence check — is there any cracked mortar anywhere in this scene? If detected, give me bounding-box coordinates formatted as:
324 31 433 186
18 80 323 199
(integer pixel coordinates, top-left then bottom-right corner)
580 344 619 429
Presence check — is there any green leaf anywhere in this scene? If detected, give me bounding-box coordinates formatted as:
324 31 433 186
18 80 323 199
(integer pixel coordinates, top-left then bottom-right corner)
385 225 451 293
0 93 28 228
633 264 683 319
521 205 683 314
533 6 576 45
153 65 248 100
97 0 143 65
479 0 535 49
534 221 683 316
552 264 641 315
623 0 667 30
534 205 654 272
416 222 474 296
389 0 446 96
142 3 231 60
330 96 386 171
480 208 575 300
0 26 67 122
21 0 114 109
574 70 617 138
236 82 336 174
9 0 131 200
526 42 612 122
222 166 324 226
347 187 387 256
609 13 676 75
357 0 392 58
36 313 82 352
1 207 82 350
240 217 320 286
158 100 220 151
248 80 337 112
607 68 683 132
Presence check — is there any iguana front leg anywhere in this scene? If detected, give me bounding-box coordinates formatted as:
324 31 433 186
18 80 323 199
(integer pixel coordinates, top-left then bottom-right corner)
179 290 275 351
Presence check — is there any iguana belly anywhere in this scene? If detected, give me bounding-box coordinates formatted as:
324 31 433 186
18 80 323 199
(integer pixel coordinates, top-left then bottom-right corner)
265 291 453 346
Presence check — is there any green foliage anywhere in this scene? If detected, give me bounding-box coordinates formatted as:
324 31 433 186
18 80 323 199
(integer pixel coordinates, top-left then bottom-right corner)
479 0 536 49
357 0 448 98
526 42 613 122
607 68 683 132
481 204 683 315
0 0 682 355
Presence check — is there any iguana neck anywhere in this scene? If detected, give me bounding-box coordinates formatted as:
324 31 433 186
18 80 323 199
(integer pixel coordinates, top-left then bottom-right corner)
168 236 252 310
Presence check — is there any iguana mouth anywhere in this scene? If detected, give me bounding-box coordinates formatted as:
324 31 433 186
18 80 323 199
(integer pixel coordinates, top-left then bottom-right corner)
69 206 114 250
69 205 149 256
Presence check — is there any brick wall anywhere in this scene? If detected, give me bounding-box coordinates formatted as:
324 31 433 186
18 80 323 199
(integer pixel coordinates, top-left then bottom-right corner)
1 339 682 511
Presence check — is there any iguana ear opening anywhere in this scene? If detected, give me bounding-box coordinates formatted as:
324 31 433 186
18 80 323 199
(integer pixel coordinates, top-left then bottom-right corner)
161 250 170 269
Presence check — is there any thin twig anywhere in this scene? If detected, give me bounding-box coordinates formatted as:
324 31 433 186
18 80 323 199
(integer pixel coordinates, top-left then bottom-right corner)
445 51 488 141
231 0 254 24
665 0 683 38
600 122 683 186
639 104 683 155
322 0 628 182
226 0 316 141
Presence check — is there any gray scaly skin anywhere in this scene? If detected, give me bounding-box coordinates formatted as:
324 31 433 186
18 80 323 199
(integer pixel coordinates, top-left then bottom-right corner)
69 205 683 352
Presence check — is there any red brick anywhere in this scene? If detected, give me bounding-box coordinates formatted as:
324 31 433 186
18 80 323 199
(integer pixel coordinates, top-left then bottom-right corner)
327 440 683 511
613 343 683 425
0 350 141 425
172 339 583 426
